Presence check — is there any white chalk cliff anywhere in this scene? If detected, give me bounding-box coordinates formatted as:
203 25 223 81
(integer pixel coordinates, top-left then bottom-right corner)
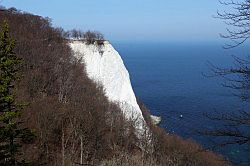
69 41 146 131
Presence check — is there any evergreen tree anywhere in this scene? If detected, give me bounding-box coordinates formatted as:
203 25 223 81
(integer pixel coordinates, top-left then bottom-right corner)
0 21 33 165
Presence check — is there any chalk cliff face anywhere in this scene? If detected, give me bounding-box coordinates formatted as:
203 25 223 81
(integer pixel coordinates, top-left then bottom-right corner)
69 41 146 131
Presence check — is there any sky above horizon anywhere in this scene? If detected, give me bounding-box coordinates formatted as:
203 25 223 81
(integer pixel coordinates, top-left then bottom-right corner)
1 0 230 42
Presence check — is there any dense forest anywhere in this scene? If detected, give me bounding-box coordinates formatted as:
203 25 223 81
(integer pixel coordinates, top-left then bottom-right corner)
0 7 229 166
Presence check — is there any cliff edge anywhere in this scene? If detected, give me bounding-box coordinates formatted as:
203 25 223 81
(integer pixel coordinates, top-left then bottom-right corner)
69 41 146 131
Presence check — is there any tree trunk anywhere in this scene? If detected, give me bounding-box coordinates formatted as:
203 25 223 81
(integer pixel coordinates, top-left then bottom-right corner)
62 125 65 166
80 135 83 165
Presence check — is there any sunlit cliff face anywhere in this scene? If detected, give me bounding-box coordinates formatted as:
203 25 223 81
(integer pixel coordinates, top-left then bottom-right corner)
69 41 146 132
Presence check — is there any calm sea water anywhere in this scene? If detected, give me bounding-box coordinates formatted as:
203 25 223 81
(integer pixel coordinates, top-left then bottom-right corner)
113 41 250 165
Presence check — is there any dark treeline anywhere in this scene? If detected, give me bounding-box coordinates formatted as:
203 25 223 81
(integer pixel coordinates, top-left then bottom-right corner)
66 29 105 45
0 7 229 166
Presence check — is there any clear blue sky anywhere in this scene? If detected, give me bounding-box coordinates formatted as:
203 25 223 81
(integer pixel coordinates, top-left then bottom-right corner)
1 0 227 42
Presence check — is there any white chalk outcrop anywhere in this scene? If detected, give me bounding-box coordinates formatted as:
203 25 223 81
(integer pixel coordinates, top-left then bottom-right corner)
150 115 161 125
69 41 146 131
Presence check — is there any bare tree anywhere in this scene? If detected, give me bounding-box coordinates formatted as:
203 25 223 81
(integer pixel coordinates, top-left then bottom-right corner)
84 30 97 44
71 29 80 39
216 0 250 48
95 31 104 40
202 0 250 153
84 30 105 45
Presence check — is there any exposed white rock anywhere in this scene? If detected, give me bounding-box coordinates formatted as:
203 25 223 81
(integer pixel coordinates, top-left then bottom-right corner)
69 41 146 131
150 115 161 125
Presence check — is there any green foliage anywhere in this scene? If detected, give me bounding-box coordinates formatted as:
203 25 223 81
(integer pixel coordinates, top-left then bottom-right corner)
0 20 34 165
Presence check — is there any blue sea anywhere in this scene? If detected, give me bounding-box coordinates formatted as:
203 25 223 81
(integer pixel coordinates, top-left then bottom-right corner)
113 41 250 165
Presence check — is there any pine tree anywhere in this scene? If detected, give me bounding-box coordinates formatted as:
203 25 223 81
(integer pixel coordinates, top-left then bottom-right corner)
0 21 34 165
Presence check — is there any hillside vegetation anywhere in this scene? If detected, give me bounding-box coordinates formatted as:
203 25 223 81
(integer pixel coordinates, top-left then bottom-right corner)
0 7 229 166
